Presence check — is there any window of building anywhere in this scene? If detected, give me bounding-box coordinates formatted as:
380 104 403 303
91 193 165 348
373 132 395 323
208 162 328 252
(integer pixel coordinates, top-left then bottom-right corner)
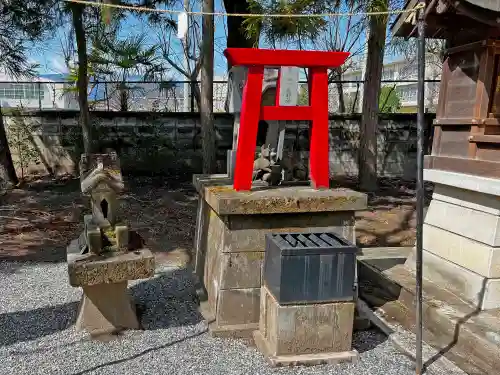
382 69 394 80
0 83 45 101
398 86 417 102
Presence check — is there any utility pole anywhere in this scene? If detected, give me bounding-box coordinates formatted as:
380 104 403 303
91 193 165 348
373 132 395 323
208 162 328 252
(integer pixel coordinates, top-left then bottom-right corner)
415 5 426 375
200 0 217 173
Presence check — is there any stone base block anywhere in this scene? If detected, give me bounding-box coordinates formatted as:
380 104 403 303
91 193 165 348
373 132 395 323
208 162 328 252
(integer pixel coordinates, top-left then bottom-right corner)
422 223 500 278
425 197 500 246
406 248 500 310
253 330 359 367
256 285 355 362
76 281 140 336
68 248 155 287
198 297 258 339
217 288 261 326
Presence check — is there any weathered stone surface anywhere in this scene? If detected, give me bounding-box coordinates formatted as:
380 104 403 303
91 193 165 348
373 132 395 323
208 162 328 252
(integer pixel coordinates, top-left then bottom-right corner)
204 185 367 216
257 285 355 357
217 288 260 326
425 198 500 246
192 174 231 196
195 181 364 337
432 183 500 215
358 253 500 375
193 174 231 297
406 248 500 310
68 249 155 287
423 223 500 278
253 330 359 367
115 224 129 250
204 208 224 314
219 252 264 289
76 281 140 336
219 211 356 253
424 169 500 197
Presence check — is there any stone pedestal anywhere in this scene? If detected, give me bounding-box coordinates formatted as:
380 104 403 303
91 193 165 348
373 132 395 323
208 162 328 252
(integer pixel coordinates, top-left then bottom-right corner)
68 246 155 336
192 174 231 298
357 169 500 375
192 176 367 338
413 169 500 310
253 285 358 367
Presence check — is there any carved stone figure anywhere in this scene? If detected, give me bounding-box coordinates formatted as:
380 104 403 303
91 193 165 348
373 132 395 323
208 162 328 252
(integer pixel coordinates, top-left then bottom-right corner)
253 144 284 186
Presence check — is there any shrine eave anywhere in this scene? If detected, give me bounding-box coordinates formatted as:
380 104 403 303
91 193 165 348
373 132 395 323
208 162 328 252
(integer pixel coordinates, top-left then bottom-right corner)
392 0 500 39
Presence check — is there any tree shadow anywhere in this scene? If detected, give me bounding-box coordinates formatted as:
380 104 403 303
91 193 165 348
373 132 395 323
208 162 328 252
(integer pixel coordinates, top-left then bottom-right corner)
131 267 203 330
331 176 434 247
352 328 389 353
0 301 79 347
421 278 487 373
0 267 203 350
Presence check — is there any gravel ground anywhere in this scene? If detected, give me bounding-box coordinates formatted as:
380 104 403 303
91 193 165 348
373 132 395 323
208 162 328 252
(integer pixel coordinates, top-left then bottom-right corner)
0 261 423 375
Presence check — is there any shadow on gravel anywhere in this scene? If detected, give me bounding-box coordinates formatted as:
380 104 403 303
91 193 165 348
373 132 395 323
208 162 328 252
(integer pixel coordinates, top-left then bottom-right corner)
69 329 208 375
0 301 78 347
131 266 203 330
352 328 389 353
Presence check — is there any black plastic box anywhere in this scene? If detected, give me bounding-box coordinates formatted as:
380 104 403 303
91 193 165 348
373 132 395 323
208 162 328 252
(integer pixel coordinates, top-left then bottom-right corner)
263 232 358 305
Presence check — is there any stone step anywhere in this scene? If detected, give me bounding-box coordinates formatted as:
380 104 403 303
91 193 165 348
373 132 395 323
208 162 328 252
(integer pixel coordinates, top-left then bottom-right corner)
358 253 500 375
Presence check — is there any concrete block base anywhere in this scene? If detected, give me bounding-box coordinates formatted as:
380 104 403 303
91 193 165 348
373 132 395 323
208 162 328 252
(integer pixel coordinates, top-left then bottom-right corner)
254 285 356 367
253 330 359 367
76 281 140 336
199 298 258 339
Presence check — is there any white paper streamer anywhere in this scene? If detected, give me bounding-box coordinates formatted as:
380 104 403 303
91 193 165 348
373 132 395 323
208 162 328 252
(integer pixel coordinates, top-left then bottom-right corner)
177 12 188 40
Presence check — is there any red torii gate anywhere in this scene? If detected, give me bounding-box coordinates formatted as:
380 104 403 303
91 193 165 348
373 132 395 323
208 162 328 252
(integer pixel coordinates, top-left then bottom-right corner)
224 48 349 191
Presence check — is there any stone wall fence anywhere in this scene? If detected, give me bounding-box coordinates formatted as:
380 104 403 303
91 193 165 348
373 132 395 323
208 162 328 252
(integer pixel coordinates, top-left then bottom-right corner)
3 110 435 179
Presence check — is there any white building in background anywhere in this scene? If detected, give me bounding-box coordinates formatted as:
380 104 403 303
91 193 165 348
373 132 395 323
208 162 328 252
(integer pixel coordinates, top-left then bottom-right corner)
0 72 77 110
341 55 442 112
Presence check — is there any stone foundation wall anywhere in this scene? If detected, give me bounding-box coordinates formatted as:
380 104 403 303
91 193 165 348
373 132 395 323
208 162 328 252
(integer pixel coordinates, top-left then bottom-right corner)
4 110 434 178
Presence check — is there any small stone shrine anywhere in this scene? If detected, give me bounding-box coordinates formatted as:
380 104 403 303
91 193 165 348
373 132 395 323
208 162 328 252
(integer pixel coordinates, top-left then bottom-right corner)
67 151 155 337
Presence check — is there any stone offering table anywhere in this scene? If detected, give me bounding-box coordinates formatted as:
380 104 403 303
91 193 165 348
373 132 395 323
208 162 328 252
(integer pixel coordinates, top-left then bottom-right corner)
68 248 155 336
193 177 367 338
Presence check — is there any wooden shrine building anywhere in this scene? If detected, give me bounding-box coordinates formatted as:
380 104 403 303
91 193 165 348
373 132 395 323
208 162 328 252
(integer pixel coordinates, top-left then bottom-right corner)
393 0 500 178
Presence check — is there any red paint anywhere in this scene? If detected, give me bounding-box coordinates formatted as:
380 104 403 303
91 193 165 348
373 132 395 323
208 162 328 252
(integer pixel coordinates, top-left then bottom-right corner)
228 48 349 191
233 66 264 191
224 48 350 69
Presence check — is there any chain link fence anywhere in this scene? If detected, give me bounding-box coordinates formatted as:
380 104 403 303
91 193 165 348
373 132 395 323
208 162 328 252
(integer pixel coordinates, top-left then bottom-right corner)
0 79 440 114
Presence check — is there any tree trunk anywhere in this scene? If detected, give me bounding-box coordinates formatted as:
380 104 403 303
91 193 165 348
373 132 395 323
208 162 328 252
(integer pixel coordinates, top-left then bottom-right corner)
71 3 93 155
359 6 388 192
331 69 346 113
223 0 260 69
200 0 217 174
0 106 19 190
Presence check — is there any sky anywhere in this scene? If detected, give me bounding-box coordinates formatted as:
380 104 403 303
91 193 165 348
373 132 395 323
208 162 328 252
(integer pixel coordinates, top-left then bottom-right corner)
26 0 406 80
30 0 232 78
